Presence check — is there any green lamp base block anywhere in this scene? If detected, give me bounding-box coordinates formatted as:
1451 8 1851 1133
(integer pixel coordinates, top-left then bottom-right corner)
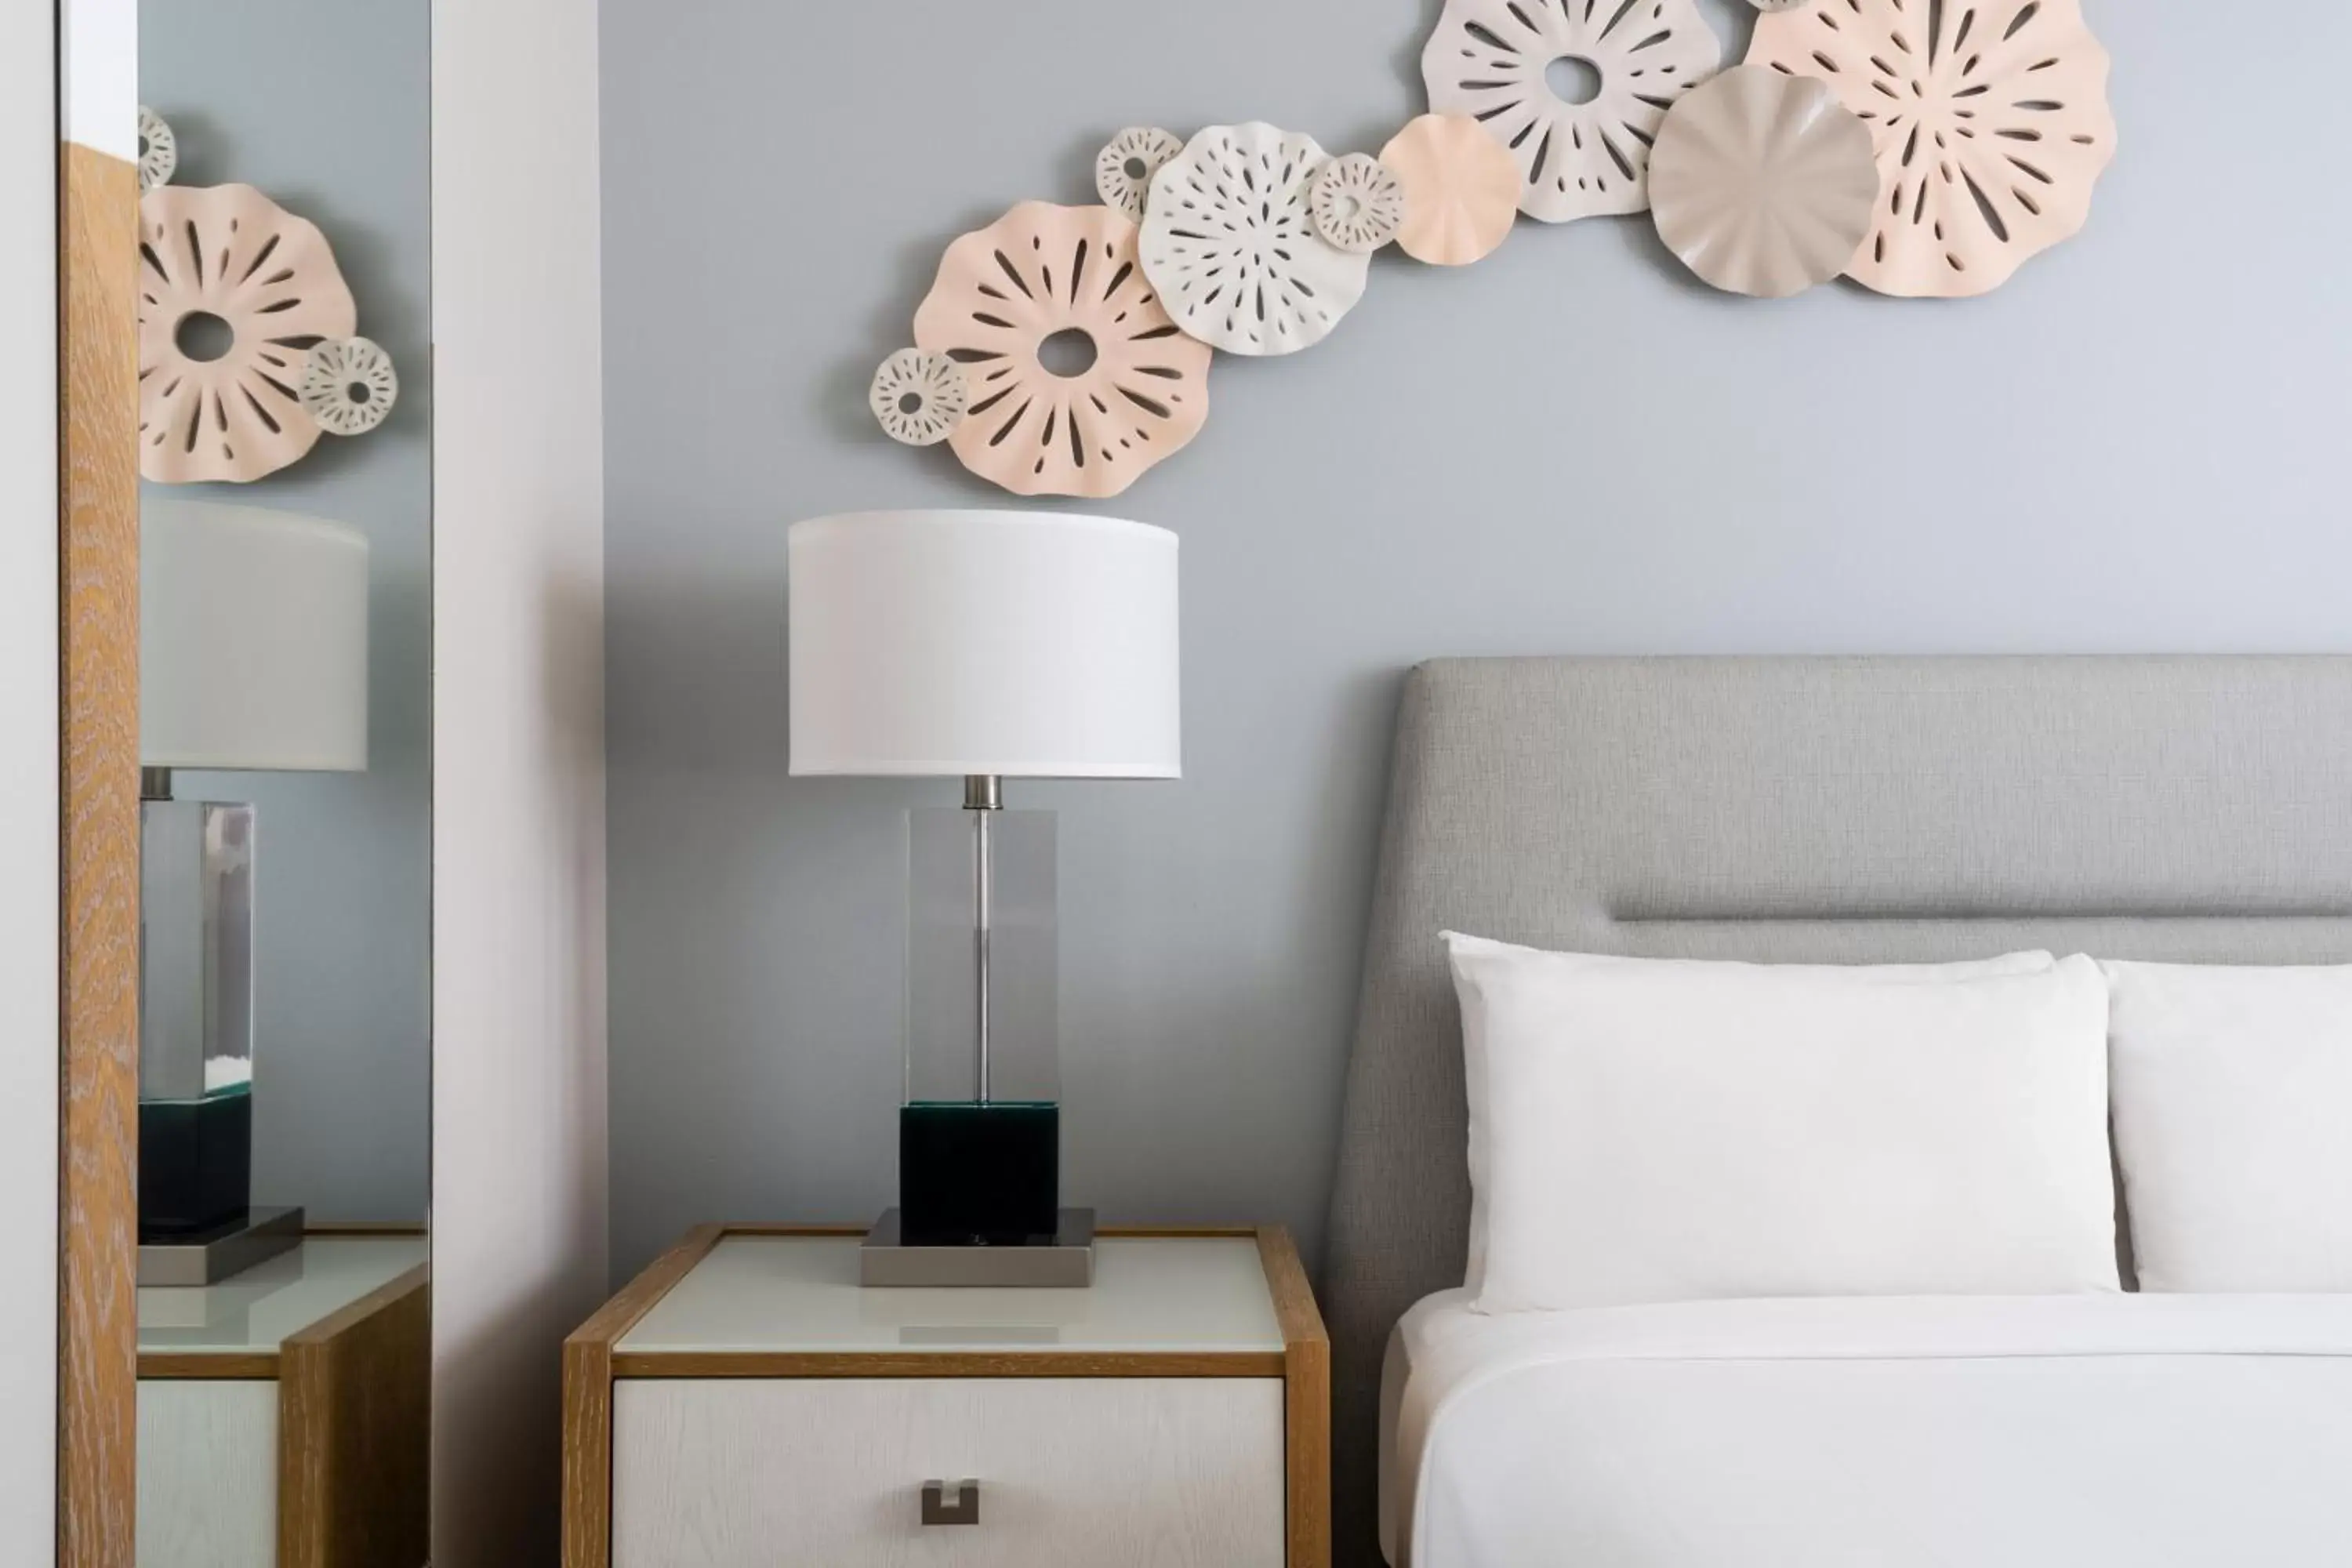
139 1087 253 1241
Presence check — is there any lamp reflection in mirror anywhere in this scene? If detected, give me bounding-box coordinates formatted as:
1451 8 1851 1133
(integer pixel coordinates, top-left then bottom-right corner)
139 501 368 1254
788 511 1180 1264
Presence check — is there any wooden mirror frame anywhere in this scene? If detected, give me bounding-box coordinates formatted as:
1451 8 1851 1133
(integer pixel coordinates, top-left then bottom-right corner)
49 7 613 1561
57 2 142 1558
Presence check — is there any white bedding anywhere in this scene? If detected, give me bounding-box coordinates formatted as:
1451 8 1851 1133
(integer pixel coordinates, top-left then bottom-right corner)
1382 1290 2352 1568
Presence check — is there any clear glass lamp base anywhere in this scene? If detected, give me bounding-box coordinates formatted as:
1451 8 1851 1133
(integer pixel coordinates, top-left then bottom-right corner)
140 793 257 1238
902 800 1063 1246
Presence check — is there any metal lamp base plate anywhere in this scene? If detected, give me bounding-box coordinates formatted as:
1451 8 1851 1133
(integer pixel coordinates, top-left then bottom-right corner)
861 1207 1095 1288
138 1204 305 1287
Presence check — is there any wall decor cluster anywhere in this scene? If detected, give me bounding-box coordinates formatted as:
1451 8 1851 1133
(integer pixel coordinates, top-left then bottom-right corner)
137 107 402 484
869 0 2117 495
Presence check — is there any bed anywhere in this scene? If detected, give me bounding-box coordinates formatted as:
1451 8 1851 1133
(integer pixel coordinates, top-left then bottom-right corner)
1319 658 2352 1567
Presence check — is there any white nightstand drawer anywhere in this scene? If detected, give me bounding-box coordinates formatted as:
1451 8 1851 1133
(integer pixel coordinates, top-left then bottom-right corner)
612 1377 1286 1567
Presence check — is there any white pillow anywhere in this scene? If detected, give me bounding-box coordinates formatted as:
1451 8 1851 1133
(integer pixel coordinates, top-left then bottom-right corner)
2106 961 2352 1294
1447 936 2118 1312
1454 938 2059 1294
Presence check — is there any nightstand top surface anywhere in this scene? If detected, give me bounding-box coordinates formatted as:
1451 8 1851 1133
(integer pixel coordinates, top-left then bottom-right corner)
137 1234 427 1356
619 1234 1286 1356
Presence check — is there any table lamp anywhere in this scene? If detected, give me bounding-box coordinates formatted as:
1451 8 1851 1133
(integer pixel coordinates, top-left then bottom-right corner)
139 500 368 1279
788 510 1180 1287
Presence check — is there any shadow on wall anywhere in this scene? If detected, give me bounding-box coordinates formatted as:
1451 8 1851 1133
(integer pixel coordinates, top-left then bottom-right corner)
604 556 792 775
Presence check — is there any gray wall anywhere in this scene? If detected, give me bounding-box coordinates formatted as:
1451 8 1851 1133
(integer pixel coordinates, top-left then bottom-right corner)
141 0 432 1223
601 0 2352 1281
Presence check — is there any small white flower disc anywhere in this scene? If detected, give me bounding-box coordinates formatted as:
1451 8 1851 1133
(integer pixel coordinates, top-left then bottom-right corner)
138 105 179 194
869 349 968 447
300 337 399 436
1311 154 1407 254
1094 127 1185 223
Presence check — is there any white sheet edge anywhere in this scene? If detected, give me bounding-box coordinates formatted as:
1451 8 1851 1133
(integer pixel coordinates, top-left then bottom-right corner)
1388 1290 2352 1568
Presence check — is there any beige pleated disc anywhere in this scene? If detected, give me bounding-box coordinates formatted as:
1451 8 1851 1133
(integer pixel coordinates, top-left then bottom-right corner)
913 201 1211 499
1748 0 2117 298
1650 67 1878 299
1380 114 1522 267
139 183 358 484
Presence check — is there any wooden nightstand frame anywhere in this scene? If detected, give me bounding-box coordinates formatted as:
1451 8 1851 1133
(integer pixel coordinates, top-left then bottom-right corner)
136 1251 431 1568
563 1224 1329 1568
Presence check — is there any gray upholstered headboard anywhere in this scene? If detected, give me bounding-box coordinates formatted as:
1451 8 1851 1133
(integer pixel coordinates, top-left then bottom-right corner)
1319 656 2352 1566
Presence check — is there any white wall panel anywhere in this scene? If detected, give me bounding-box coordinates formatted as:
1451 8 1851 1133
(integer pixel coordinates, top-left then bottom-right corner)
1 5 60 1554
430 0 609 1559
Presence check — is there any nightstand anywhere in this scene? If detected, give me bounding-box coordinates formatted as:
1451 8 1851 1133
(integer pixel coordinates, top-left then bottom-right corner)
564 1225 1328 1567
137 1231 430 1566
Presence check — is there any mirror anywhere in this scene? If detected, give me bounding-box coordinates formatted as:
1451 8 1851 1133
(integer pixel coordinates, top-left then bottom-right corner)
129 3 432 1562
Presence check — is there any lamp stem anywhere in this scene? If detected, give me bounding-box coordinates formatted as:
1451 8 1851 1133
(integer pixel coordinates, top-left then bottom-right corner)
964 775 1003 1105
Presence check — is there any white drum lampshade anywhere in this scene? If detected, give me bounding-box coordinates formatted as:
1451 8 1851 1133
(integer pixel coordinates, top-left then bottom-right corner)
788 510 1180 779
140 501 370 773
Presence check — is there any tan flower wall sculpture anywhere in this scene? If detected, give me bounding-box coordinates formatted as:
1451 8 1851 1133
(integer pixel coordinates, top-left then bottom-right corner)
913 201 1211 499
1423 0 1723 223
139 183 358 484
1748 0 2116 297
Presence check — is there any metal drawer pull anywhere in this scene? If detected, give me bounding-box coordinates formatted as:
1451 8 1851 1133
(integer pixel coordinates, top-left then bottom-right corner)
920 1479 981 1526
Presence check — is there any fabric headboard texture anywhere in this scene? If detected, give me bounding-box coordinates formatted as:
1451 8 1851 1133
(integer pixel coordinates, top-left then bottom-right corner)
1320 656 2352 1566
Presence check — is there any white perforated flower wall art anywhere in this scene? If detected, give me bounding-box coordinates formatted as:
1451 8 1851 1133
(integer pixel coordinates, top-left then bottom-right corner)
1141 123 1371 357
139 183 358 484
1747 0 2116 298
300 337 398 436
1422 0 1723 223
869 349 968 446
1312 154 1406 254
1096 128 1185 222
137 106 177 194
912 201 1211 499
